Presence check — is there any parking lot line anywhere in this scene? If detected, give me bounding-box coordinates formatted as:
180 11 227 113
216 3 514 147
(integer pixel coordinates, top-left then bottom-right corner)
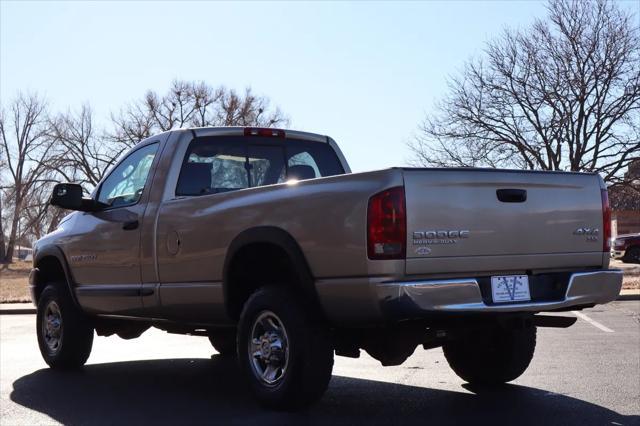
571 311 614 333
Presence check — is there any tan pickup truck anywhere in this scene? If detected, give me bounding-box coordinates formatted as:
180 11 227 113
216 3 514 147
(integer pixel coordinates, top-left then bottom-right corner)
31 126 622 409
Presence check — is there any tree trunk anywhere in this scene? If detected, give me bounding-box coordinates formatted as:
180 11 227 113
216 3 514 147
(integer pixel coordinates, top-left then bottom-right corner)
4 194 23 264
0 193 6 263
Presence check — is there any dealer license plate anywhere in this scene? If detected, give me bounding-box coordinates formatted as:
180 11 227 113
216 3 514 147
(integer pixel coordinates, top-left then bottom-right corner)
491 275 531 303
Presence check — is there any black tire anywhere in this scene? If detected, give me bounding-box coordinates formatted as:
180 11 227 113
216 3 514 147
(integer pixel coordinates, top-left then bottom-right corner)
237 286 334 410
623 246 640 264
443 323 536 385
36 284 94 369
208 329 237 357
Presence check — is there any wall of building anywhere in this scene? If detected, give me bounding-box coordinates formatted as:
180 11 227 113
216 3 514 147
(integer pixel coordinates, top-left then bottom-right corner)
613 210 640 237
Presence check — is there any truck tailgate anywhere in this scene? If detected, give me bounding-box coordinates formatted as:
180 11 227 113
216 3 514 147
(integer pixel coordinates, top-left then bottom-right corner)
403 169 605 274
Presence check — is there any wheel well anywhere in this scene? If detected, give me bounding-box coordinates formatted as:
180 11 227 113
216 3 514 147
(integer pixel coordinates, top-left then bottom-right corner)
225 242 301 320
33 256 68 303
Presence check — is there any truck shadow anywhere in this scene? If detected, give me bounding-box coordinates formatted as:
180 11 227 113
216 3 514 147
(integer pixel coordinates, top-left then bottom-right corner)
10 357 637 426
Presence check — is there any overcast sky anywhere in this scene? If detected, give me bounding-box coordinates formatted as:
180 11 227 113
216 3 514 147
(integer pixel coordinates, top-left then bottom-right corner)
2 1 637 172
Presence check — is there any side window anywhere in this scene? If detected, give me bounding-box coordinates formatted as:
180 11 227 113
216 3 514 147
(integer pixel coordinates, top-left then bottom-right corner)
97 143 158 208
176 140 248 196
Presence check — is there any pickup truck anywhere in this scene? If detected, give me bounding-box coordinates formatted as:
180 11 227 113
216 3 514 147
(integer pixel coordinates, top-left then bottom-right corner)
611 233 640 263
31 126 623 409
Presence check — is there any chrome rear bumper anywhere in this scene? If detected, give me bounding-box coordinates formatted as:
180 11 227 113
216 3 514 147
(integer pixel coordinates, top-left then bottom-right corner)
377 270 623 315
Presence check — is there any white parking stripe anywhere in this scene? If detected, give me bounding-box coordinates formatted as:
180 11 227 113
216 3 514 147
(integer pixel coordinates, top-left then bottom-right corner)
571 311 614 333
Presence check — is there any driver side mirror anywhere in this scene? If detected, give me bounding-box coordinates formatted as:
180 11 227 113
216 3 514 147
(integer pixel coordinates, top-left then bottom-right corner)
49 183 102 212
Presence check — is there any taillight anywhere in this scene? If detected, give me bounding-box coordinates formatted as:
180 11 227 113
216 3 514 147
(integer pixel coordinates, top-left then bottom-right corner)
601 188 611 252
367 186 406 260
244 127 285 138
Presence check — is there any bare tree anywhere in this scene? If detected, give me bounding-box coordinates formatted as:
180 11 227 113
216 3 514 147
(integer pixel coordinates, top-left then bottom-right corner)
19 180 66 241
110 80 289 145
0 190 6 261
0 93 56 263
409 0 640 187
49 104 128 187
0 82 290 254
0 147 7 260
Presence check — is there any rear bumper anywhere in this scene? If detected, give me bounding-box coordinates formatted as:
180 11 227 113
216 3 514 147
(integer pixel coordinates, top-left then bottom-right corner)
377 270 623 316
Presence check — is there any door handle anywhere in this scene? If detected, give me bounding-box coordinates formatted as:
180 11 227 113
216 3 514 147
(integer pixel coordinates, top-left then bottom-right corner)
122 220 139 230
496 189 527 203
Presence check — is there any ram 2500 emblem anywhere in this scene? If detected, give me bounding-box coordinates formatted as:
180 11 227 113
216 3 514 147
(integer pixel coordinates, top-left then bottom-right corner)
70 254 97 263
413 230 470 246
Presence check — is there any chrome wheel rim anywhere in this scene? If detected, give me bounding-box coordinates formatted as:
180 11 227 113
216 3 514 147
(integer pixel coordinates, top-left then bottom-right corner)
248 311 289 386
42 301 63 354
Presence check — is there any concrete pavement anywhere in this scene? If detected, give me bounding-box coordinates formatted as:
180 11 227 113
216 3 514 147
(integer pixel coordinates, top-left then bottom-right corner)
0 301 638 425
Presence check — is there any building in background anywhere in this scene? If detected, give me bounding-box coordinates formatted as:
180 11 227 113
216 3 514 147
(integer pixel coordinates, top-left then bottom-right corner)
14 245 33 261
609 159 640 237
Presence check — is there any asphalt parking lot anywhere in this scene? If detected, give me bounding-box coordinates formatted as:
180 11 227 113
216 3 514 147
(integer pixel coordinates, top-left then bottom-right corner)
1 301 638 426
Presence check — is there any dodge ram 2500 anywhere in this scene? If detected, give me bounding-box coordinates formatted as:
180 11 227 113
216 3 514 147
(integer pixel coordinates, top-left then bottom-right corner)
31 126 623 409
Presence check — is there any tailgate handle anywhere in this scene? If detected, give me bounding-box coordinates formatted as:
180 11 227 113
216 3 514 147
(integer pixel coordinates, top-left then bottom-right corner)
497 189 527 203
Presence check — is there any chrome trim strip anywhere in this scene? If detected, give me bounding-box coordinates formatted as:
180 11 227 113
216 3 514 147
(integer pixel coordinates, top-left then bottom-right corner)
75 284 150 297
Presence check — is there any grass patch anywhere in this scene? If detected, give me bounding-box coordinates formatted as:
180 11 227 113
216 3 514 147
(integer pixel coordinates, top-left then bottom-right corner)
1 260 32 303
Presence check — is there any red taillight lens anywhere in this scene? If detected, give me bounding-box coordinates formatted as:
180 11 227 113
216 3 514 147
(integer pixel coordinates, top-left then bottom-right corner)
601 188 611 252
367 186 406 260
243 127 285 138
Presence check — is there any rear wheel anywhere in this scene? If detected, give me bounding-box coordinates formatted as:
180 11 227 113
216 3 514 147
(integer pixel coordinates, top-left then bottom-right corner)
443 322 536 385
237 286 333 410
36 284 94 369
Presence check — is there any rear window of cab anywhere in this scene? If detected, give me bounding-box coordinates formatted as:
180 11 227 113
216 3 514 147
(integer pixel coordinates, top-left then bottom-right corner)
175 136 344 196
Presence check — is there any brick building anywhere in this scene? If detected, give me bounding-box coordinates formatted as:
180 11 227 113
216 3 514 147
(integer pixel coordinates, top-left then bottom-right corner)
609 159 640 237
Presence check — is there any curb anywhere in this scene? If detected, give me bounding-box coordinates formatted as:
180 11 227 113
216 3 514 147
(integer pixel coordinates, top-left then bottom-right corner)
617 293 640 301
0 307 36 315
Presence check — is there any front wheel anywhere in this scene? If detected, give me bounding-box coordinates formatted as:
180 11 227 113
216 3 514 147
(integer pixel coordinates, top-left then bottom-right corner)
443 322 536 385
237 286 334 410
623 247 640 264
36 284 94 369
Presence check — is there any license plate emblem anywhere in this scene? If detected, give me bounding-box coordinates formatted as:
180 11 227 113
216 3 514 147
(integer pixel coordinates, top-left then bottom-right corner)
491 275 531 303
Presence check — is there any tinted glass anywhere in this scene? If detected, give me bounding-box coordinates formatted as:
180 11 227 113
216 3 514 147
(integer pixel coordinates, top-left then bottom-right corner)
176 136 345 196
176 141 248 196
97 143 158 208
248 145 286 187
284 139 344 178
